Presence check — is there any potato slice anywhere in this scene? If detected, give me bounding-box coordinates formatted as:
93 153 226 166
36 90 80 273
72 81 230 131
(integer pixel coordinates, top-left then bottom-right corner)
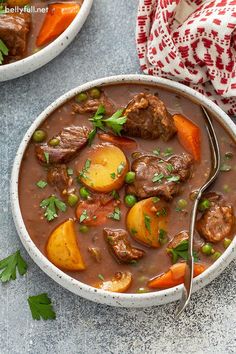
127 197 168 248
96 272 132 293
78 144 128 192
46 219 85 271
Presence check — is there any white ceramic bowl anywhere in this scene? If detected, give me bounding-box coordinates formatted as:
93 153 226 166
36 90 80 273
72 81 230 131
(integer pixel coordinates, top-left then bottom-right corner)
11 75 236 307
0 0 93 82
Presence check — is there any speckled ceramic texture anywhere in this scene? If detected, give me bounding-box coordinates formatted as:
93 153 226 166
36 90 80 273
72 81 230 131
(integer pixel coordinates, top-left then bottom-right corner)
10 75 236 307
0 0 93 82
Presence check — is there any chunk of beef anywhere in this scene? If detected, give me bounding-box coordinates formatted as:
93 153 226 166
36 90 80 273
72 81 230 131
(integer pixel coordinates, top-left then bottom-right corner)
73 93 115 116
35 126 90 164
0 13 31 61
123 93 176 140
127 153 193 200
197 193 234 243
168 231 189 250
47 165 73 194
104 228 145 263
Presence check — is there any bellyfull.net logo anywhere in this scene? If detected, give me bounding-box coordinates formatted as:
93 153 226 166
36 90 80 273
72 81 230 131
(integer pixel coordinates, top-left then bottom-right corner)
0 1 48 14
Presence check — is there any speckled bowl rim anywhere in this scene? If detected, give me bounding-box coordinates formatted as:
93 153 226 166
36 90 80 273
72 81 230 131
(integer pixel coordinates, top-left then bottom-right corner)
0 0 93 82
11 75 236 307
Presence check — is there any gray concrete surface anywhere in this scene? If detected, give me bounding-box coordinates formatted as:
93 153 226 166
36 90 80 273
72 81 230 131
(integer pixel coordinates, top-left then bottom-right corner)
0 1 235 353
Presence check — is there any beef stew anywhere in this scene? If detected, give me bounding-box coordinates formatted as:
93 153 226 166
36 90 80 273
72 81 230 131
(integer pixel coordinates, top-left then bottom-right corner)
0 0 83 64
19 83 236 294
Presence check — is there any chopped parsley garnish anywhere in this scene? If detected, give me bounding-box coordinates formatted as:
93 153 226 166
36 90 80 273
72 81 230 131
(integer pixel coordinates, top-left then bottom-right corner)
36 180 47 189
158 229 168 245
162 147 173 157
88 105 127 144
28 293 56 320
0 250 27 283
130 228 137 235
167 164 173 173
104 109 127 136
166 175 180 183
80 210 89 223
108 207 121 221
117 162 125 175
79 159 91 179
67 168 74 176
220 163 231 172
98 274 105 281
152 172 164 183
167 240 198 264
0 39 8 65
144 214 151 234
111 190 120 200
152 197 160 203
110 172 116 179
153 148 160 156
40 195 67 222
44 152 50 164
156 208 167 217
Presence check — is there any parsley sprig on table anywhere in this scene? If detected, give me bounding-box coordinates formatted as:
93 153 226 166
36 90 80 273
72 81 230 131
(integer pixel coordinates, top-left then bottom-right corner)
88 104 127 144
0 250 27 283
28 293 56 320
40 195 67 221
0 40 8 64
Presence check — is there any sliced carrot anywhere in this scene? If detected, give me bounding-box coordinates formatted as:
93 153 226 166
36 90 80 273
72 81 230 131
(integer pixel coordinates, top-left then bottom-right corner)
98 133 137 149
76 198 114 226
173 114 201 161
148 262 206 289
36 3 81 47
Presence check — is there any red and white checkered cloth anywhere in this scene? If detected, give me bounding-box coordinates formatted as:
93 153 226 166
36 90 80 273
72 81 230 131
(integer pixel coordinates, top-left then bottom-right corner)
136 0 236 115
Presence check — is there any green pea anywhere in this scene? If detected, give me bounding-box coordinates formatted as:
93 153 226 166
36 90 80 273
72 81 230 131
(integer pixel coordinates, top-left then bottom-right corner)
125 194 137 207
177 199 187 210
89 88 101 99
201 243 214 255
32 129 47 143
75 92 88 103
198 199 211 212
125 171 135 184
79 225 89 233
223 184 230 193
49 138 60 146
79 187 90 199
67 194 79 207
212 251 221 261
223 238 232 249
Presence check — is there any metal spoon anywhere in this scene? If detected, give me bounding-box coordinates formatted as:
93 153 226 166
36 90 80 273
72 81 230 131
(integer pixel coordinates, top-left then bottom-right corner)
175 106 221 318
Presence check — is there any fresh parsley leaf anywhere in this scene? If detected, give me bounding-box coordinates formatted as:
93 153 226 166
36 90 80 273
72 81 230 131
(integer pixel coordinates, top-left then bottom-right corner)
153 148 160 156
117 162 125 175
98 274 105 281
44 152 50 164
152 173 164 183
0 250 27 283
36 180 47 189
144 214 151 234
0 39 8 65
79 159 91 180
131 228 137 235
67 168 74 176
111 190 120 200
80 210 89 223
108 207 121 221
89 105 106 130
162 147 173 157
166 175 180 183
167 240 198 263
152 197 160 203
104 109 127 135
156 208 167 217
110 172 116 180
28 293 56 320
88 128 97 146
158 229 168 245
40 195 67 222
167 164 173 173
